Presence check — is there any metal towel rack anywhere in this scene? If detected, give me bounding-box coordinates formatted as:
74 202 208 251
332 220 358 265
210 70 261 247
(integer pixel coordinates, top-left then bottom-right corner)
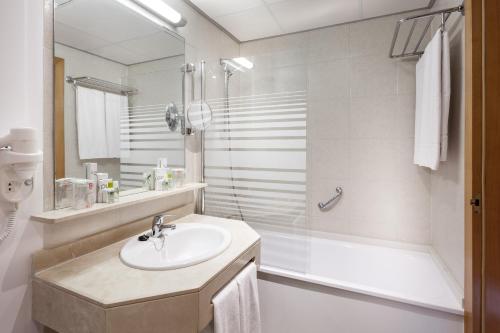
66 76 138 96
389 4 464 59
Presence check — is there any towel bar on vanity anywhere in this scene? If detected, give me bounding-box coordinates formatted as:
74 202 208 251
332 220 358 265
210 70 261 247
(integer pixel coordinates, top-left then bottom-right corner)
198 242 260 332
318 187 343 210
209 257 257 311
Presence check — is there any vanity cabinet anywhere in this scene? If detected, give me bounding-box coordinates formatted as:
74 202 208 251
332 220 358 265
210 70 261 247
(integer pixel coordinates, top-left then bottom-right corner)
32 215 261 333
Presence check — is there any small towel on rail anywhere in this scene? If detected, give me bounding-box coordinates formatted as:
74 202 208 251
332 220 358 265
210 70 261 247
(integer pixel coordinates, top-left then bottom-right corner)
213 263 261 333
76 87 108 159
236 263 261 333
213 280 241 333
104 93 127 159
414 29 449 170
440 31 451 161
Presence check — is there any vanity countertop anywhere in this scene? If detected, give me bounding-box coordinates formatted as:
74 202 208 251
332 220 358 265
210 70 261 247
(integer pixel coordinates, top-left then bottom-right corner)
34 214 260 308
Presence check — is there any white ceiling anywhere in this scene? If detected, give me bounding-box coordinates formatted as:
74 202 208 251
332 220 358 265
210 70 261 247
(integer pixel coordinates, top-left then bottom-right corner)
55 0 184 65
188 0 433 42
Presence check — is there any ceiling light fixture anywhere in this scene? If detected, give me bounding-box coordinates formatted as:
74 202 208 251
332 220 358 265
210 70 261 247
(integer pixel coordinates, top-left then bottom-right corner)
113 0 186 28
232 57 254 70
134 0 185 25
220 57 255 73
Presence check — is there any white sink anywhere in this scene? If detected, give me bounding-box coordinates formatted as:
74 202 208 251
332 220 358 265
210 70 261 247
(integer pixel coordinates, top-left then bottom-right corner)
120 223 232 270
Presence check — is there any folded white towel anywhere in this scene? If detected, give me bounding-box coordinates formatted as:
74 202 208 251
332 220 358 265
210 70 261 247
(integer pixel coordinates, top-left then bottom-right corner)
440 31 451 161
104 93 127 159
76 87 108 159
414 30 443 170
213 280 241 333
236 263 261 333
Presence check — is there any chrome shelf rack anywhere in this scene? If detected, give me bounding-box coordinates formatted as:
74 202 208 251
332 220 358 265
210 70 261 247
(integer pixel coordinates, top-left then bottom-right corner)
389 4 464 59
66 76 138 96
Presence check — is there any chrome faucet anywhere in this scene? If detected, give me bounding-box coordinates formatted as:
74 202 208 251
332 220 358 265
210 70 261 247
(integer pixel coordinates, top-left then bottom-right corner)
151 215 176 238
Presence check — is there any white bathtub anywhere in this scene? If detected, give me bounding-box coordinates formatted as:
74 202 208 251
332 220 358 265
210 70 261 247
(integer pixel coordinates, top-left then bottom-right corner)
250 223 464 333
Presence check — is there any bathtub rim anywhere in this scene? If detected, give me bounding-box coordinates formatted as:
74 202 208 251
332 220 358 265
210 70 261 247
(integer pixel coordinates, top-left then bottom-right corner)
249 222 464 316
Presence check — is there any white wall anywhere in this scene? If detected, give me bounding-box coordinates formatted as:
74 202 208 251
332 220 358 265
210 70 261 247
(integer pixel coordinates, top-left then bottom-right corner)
239 13 432 244
0 0 44 332
429 0 465 290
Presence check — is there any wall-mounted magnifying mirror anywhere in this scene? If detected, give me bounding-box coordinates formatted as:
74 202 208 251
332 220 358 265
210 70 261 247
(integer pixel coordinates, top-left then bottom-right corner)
53 0 186 205
165 102 180 132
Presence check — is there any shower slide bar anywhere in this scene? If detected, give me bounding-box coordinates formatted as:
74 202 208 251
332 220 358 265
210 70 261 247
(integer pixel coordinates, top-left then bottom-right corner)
389 4 464 59
318 186 343 210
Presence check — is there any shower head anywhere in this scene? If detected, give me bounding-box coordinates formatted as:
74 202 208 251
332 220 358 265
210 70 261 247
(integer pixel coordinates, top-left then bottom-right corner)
220 57 254 74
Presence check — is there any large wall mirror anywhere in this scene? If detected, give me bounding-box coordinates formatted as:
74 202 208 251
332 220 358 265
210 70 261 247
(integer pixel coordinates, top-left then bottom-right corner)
53 0 185 203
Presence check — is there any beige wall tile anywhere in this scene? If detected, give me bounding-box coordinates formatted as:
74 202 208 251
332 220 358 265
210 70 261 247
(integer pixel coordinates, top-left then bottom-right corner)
307 59 350 100
350 55 398 98
307 25 349 63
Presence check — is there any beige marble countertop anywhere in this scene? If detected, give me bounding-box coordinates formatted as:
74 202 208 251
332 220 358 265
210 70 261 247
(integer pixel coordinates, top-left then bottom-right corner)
34 214 260 308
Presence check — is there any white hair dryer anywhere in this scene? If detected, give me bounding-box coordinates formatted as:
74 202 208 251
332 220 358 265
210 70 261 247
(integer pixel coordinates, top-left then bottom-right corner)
0 128 42 243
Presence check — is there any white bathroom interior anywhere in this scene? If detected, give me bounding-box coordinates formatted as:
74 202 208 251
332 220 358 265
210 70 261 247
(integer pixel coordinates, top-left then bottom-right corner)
0 0 466 332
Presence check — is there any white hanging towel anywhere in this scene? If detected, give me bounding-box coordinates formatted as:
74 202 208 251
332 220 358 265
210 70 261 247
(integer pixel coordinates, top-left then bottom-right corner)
213 280 241 333
236 263 261 333
213 263 262 333
104 93 127 158
414 30 443 170
440 31 451 161
76 87 107 159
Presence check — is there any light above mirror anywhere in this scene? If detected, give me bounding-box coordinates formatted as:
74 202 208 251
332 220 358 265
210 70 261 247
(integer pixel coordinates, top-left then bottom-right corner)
113 0 186 28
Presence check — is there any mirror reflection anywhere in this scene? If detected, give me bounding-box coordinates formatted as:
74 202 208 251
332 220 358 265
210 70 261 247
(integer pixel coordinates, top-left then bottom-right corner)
53 0 186 208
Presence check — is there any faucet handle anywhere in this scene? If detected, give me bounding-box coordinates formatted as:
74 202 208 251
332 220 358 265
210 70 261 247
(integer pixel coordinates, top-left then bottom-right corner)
151 214 177 237
152 214 176 225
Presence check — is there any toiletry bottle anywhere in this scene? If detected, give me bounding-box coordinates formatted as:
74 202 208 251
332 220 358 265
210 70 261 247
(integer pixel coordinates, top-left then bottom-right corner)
84 162 97 179
165 169 173 189
105 180 115 203
143 172 153 191
154 167 166 191
113 180 120 201
55 178 73 209
72 179 92 210
96 173 109 203
157 157 168 168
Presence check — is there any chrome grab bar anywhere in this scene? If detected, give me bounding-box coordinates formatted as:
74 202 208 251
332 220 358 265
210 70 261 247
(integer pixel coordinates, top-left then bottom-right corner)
318 187 343 210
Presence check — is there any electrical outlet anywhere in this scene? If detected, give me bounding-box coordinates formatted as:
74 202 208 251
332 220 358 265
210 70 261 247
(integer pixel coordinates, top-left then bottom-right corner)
0 172 33 203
